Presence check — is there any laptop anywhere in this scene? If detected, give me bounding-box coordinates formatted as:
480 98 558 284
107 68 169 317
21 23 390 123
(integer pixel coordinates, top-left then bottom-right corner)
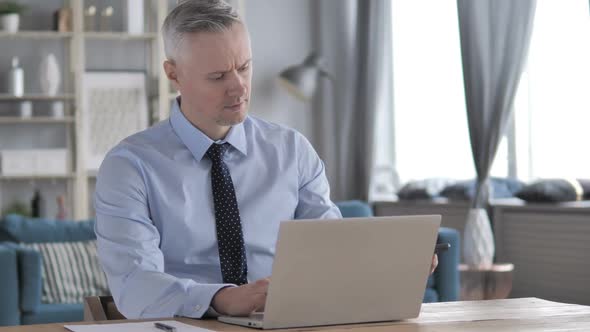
218 215 441 329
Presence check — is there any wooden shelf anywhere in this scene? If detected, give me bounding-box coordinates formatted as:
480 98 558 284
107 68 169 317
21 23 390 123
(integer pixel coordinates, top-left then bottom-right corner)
0 1 171 220
0 116 74 124
0 174 76 181
84 32 158 41
0 94 75 101
0 31 73 39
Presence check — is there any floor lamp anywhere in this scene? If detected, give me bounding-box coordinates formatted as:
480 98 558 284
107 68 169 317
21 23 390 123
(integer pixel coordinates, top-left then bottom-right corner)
277 53 333 101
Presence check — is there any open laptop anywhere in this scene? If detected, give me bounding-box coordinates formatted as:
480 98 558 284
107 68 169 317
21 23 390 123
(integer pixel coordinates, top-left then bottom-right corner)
218 215 441 329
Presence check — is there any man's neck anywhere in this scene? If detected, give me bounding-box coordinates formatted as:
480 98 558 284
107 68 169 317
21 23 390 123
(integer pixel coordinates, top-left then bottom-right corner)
179 104 230 141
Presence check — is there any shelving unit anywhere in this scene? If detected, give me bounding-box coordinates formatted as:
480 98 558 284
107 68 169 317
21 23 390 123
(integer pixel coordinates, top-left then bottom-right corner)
0 174 76 181
83 32 159 41
0 0 172 220
0 94 75 101
0 31 73 39
0 116 75 124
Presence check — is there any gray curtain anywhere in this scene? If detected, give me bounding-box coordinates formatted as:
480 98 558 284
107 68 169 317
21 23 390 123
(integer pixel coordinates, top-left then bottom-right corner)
315 0 393 201
457 0 536 208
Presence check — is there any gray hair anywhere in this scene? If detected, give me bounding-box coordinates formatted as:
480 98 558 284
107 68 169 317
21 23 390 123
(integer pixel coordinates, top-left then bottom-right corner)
162 0 242 61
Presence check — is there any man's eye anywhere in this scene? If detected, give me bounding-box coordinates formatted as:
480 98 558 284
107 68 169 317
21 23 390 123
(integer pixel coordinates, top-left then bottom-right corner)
210 74 224 80
239 65 249 72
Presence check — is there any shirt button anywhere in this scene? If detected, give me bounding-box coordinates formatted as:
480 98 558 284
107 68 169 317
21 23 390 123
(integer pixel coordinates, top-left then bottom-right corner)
194 305 202 311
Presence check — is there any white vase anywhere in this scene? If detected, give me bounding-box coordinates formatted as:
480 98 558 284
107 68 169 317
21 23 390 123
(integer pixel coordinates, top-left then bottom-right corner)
0 14 19 33
39 53 61 96
463 208 495 267
126 0 144 35
50 101 64 118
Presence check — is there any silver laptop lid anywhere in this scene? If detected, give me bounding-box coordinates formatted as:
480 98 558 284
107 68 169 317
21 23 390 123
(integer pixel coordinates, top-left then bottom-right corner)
262 215 441 329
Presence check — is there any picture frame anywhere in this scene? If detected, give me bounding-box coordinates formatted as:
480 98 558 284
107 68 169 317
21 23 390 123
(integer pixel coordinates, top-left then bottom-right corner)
82 72 148 171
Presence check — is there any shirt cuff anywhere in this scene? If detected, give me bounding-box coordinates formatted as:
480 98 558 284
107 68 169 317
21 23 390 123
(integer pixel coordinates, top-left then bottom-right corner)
205 306 222 318
205 285 236 317
179 283 234 318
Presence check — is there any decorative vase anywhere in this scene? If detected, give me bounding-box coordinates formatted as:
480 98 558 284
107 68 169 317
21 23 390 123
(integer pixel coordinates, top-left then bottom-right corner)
463 208 495 267
126 0 144 35
19 101 32 118
0 13 19 33
39 53 61 96
50 101 64 118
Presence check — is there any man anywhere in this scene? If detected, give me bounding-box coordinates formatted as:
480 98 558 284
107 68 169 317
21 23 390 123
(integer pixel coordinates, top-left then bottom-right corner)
95 0 437 320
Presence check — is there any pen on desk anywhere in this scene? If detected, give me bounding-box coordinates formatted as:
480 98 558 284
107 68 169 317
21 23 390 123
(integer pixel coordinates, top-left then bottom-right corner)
154 322 177 332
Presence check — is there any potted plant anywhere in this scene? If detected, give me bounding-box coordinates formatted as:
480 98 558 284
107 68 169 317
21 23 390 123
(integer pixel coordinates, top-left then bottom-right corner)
0 1 26 33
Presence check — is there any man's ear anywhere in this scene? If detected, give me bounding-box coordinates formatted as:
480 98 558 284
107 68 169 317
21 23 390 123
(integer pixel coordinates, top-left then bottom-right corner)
164 60 181 91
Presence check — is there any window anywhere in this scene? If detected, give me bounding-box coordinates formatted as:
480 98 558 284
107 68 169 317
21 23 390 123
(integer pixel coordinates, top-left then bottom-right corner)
390 0 509 184
387 0 590 187
513 0 590 179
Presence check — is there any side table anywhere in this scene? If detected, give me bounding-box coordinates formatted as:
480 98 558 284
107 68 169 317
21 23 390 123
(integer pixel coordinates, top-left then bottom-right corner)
459 263 514 300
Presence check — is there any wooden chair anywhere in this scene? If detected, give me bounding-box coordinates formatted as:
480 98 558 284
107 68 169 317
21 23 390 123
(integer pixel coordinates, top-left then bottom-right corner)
84 296 126 321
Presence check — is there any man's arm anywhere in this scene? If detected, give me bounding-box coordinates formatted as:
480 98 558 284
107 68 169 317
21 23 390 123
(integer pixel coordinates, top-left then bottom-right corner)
294 134 343 220
95 150 229 319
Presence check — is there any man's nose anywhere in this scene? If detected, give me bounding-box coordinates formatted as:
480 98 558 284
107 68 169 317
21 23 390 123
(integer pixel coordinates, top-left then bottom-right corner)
227 71 247 97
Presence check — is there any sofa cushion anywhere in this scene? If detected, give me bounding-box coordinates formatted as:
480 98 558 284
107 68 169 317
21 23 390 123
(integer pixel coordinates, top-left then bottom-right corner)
336 200 373 218
22 240 109 304
0 214 95 243
0 244 20 326
423 287 439 303
515 179 590 203
18 248 43 313
21 303 83 325
426 274 435 289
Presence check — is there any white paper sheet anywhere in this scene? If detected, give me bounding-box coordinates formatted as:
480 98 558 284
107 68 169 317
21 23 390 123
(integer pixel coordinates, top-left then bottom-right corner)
64 320 214 332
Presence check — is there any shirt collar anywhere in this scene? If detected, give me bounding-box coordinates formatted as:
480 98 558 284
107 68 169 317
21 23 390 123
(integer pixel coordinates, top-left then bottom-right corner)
170 97 248 162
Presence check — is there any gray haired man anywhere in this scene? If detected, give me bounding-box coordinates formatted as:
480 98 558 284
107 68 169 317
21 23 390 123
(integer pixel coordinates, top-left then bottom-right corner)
95 0 346 320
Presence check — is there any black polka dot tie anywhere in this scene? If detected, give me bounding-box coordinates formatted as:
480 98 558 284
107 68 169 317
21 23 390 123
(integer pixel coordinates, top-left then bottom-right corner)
206 143 248 285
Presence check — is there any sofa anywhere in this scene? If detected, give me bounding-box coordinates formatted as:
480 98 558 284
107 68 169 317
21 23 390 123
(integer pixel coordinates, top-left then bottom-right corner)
0 214 95 326
0 201 460 326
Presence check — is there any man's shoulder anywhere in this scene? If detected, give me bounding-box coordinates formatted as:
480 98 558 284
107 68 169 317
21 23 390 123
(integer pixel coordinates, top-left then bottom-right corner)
107 120 173 158
245 115 306 143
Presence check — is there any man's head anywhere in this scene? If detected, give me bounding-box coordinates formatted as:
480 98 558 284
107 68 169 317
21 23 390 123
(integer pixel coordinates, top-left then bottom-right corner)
162 0 252 140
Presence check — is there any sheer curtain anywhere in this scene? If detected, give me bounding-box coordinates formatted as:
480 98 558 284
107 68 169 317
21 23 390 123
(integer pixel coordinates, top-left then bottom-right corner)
389 0 508 186
513 0 590 180
372 0 590 201
317 0 393 201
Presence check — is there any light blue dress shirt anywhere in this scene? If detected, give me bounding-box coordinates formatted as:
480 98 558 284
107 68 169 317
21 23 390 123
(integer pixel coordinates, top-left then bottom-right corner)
94 99 342 319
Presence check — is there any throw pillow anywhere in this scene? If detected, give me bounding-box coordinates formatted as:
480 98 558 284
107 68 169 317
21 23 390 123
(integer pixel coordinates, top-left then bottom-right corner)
397 178 456 200
515 179 590 203
440 177 524 201
21 240 109 304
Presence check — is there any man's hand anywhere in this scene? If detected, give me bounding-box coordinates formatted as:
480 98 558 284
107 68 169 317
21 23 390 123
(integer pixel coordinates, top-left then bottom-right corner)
430 254 438 274
211 278 270 316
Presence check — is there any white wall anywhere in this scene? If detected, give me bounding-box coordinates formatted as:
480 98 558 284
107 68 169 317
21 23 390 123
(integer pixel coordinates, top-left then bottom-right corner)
245 0 316 143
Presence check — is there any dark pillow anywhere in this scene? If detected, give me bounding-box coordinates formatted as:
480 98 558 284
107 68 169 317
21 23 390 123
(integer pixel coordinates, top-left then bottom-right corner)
397 178 455 200
515 179 590 203
440 177 525 201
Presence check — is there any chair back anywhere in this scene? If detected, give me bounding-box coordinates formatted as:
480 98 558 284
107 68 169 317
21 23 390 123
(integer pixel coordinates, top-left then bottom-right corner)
84 296 125 321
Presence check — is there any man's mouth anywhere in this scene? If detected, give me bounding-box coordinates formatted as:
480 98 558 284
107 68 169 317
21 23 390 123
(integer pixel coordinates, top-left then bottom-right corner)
225 100 246 112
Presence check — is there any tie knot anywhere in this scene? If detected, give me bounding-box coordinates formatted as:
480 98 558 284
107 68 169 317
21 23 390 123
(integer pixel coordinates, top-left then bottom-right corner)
206 143 229 162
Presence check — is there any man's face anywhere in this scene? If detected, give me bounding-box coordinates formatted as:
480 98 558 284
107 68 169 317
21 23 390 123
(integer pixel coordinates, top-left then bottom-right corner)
165 22 252 136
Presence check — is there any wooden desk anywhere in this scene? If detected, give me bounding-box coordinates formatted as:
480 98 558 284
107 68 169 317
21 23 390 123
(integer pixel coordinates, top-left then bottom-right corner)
2 298 590 332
